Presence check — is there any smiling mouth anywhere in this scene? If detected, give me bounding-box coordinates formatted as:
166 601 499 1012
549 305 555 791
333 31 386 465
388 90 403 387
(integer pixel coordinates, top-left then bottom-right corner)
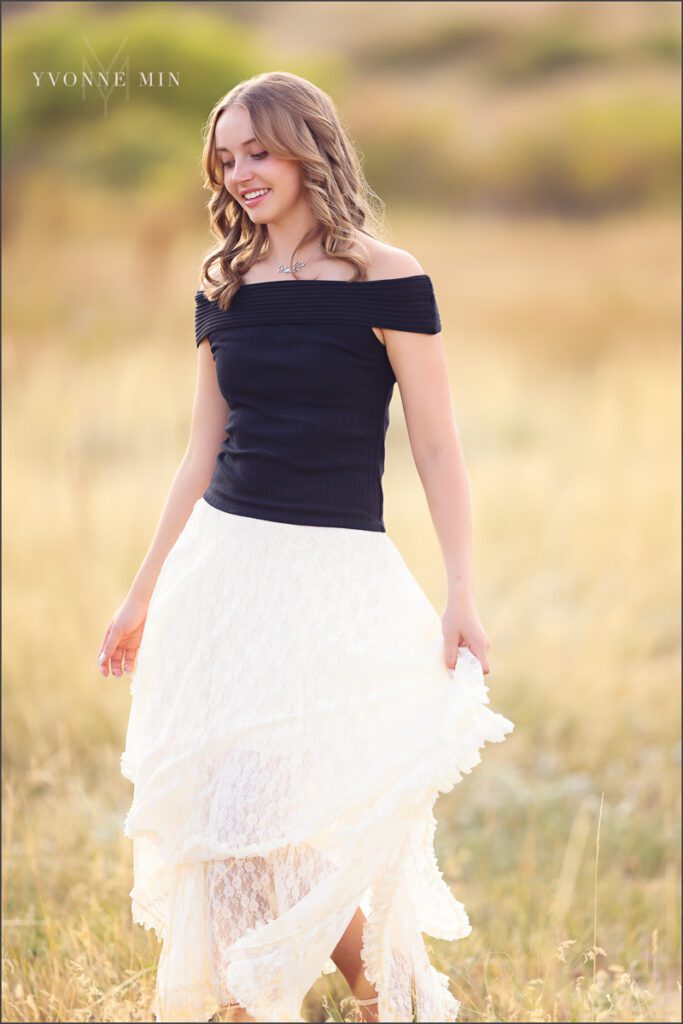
242 189 272 204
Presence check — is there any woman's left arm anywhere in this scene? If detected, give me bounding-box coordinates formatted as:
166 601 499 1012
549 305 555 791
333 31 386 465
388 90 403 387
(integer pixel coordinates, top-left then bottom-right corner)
382 257 491 675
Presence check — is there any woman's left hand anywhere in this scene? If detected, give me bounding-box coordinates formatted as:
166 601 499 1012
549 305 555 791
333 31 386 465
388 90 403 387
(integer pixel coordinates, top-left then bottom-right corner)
441 590 491 675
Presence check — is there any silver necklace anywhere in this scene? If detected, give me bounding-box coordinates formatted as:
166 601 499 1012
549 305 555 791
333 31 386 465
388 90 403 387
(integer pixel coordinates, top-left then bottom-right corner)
275 241 323 275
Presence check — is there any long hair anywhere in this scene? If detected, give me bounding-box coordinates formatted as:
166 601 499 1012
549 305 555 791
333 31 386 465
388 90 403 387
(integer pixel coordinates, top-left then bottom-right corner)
198 71 388 309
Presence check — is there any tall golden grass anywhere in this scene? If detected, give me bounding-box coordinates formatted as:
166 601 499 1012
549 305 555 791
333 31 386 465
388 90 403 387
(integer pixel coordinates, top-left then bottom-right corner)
2 186 680 1020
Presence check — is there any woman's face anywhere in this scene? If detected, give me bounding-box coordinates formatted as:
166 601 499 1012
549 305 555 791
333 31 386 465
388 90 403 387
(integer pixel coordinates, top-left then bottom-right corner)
214 105 305 224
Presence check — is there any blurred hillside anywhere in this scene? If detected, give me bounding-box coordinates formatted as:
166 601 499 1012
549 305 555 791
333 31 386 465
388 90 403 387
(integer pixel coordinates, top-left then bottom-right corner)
2 4 681 1022
1 0 680 218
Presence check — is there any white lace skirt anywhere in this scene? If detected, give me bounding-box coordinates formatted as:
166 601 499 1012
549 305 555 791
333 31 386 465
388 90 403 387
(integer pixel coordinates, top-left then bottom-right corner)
120 497 515 1023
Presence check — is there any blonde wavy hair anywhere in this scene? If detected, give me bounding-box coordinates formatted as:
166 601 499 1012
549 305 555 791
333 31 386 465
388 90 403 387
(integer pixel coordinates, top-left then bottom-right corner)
197 71 389 310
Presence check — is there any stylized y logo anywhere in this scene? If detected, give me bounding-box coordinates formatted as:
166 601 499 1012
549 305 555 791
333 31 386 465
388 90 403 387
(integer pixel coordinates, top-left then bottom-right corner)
81 36 129 116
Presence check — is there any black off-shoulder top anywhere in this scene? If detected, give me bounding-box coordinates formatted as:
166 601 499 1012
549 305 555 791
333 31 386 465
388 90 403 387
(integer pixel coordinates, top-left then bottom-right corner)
194 274 441 532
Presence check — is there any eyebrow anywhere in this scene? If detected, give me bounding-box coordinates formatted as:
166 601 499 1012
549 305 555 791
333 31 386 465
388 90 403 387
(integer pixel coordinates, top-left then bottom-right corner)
215 137 257 153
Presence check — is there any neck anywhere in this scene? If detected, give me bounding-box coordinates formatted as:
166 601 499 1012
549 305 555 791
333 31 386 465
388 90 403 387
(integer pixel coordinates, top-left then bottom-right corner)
265 200 322 269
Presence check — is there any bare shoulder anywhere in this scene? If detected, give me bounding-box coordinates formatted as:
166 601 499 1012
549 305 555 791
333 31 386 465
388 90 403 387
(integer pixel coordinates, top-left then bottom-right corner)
352 233 425 281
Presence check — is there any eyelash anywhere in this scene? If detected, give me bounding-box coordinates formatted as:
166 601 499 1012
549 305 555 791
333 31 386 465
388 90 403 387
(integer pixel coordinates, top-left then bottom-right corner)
221 151 268 169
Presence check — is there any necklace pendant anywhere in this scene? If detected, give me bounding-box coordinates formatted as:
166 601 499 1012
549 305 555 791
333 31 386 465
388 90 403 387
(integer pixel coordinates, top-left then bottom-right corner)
277 259 306 275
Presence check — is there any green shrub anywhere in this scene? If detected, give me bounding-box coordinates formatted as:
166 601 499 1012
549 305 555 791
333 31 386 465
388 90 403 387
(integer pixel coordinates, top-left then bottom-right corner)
480 93 681 214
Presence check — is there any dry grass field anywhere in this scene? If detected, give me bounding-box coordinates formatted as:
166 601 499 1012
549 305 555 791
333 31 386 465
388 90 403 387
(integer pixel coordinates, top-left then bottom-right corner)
2 188 680 1021
2 1 680 1019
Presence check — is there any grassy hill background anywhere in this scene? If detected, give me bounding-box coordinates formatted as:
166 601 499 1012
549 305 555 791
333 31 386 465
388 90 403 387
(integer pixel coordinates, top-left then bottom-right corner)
2 2 681 1021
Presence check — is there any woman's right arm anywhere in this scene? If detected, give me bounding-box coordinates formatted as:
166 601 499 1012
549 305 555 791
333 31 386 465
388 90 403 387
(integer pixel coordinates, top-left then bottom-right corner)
98 339 227 677
128 339 227 604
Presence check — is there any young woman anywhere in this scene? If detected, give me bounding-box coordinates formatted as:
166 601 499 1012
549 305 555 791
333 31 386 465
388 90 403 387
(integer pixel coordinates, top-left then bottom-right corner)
98 71 514 1024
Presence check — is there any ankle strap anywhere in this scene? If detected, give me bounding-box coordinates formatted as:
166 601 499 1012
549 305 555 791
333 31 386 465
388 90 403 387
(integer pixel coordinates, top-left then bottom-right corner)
355 996 379 1006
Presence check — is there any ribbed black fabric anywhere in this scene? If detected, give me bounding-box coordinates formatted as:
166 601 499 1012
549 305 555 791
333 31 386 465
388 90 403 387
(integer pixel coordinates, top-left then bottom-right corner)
194 275 441 532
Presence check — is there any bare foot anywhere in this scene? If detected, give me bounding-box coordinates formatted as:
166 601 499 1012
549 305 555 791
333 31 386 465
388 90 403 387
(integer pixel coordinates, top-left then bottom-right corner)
214 1005 256 1023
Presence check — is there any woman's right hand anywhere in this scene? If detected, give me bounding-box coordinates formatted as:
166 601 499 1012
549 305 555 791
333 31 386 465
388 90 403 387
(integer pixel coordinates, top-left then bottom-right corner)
98 592 150 678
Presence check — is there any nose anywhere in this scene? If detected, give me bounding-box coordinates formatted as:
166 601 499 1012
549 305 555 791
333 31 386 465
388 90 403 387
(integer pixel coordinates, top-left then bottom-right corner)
232 155 254 185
